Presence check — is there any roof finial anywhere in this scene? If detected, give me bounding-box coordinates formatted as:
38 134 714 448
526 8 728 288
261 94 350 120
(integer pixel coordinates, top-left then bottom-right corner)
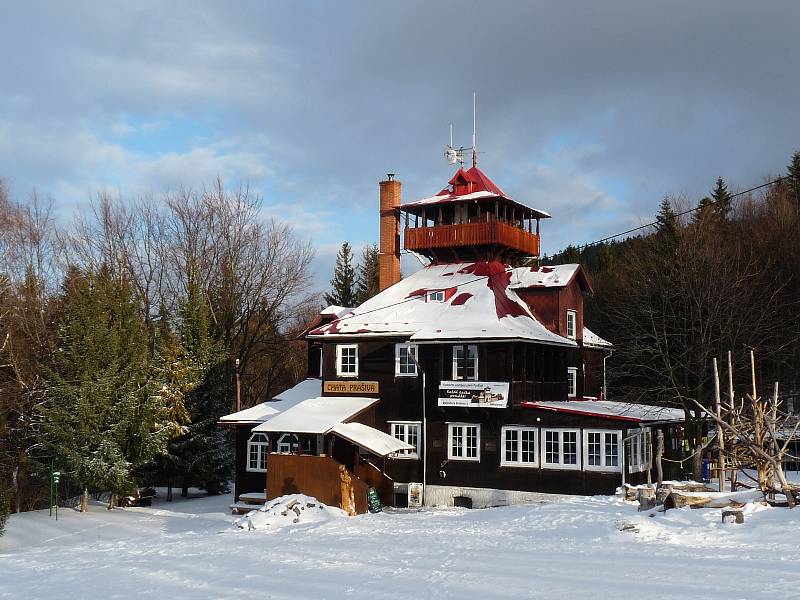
472 92 477 168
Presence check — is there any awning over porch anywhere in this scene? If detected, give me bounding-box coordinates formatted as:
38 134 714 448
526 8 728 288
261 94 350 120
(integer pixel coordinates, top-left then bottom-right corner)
251 396 378 434
330 422 413 457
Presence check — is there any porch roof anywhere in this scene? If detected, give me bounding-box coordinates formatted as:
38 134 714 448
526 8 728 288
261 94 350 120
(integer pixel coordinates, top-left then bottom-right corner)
330 422 414 456
521 399 685 423
218 378 322 425
252 396 378 434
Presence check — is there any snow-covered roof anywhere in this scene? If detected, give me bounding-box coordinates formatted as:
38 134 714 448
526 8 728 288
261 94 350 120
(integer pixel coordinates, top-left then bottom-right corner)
401 166 551 219
329 422 414 456
306 261 576 346
508 264 594 293
522 399 685 423
320 305 353 318
252 396 378 434
583 327 613 349
218 378 322 424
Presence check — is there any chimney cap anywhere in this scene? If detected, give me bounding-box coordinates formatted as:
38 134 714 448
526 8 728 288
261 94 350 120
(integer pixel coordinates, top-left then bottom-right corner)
387 173 395 181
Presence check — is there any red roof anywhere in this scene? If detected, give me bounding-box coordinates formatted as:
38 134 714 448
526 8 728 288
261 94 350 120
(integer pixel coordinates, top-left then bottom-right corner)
403 166 550 218
441 166 507 197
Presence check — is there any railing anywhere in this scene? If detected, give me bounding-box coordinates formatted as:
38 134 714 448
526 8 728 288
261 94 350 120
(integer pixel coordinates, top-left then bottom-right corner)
405 221 540 256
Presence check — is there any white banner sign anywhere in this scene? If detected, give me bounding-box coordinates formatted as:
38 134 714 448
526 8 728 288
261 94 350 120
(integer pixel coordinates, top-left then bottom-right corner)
438 381 510 408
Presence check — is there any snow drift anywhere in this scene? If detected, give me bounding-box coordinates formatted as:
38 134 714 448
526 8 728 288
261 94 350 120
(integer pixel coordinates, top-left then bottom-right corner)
234 494 347 531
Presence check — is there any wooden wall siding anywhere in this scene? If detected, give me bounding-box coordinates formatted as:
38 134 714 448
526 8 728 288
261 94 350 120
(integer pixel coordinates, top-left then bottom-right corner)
421 408 672 495
267 453 369 514
583 348 607 398
515 278 584 342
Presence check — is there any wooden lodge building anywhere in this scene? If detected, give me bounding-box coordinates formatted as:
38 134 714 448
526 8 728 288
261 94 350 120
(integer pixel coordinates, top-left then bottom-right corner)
220 164 684 512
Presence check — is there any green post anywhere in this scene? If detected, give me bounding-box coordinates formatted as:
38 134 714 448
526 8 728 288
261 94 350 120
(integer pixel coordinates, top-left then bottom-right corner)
49 460 53 518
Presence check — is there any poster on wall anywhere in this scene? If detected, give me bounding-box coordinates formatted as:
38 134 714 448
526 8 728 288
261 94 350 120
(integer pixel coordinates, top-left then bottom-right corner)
438 381 510 408
408 483 423 508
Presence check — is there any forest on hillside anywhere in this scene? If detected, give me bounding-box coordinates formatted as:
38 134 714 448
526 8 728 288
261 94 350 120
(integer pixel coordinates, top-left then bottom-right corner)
545 151 800 443
0 181 316 519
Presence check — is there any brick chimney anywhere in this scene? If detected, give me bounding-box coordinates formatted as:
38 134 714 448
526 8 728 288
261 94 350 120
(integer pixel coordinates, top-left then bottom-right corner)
379 174 401 291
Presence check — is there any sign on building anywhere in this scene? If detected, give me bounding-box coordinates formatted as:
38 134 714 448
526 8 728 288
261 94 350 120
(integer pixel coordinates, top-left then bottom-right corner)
323 381 379 394
438 381 510 408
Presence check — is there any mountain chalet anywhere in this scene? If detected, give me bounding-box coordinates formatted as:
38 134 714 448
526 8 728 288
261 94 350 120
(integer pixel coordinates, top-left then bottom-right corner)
220 165 684 513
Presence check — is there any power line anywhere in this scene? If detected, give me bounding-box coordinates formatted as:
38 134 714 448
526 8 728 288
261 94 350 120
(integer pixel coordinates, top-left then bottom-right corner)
573 176 786 251
322 175 788 328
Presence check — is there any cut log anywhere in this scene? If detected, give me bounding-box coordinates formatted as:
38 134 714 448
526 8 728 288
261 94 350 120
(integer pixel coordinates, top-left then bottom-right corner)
721 509 744 524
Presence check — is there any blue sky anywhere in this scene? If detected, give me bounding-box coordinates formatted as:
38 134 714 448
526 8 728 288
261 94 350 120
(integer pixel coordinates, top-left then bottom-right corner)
2 1 799 289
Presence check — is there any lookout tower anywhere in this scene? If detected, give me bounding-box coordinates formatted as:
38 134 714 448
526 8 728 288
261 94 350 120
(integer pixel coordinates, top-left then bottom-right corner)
400 166 549 263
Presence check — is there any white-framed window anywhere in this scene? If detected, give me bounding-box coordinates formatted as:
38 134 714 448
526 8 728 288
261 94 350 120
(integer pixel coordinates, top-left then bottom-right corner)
390 421 421 458
448 423 480 461
626 428 651 473
247 433 270 472
426 290 446 302
542 428 581 470
277 433 300 454
336 344 358 377
500 426 538 467
566 309 577 339
567 367 578 398
395 343 418 377
583 430 622 472
452 344 478 380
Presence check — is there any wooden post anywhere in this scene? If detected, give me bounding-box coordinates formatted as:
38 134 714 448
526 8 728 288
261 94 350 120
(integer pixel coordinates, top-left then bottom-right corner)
235 358 241 412
646 429 653 487
728 351 737 490
713 357 726 492
656 430 664 487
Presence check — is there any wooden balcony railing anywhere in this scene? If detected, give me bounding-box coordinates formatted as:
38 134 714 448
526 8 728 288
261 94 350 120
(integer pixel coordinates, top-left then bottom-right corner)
405 220 540 256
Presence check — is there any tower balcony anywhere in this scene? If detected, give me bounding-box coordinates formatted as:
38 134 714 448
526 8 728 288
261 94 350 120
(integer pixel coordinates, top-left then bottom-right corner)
405 219 540 261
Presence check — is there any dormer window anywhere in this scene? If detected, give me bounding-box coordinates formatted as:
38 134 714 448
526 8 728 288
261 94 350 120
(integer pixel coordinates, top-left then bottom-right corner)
426 290 446 303
566 309 577 340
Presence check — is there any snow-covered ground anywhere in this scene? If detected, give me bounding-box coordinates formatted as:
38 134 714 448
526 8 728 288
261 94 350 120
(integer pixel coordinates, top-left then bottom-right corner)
2 490 799 599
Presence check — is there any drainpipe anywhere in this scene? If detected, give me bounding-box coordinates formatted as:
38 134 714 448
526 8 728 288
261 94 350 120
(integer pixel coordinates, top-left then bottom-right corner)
603 350 614 400
407 341 426 506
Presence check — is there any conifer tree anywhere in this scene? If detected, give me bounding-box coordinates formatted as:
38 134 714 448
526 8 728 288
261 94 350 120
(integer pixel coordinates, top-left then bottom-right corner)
710 177 732 219
597 243 615 272
164 281 231 496
0 487 8 537
655 197 679 245
324 242 357 307
561 245 581 264
787 150 800 203
355 244 380 305
41 266 171 505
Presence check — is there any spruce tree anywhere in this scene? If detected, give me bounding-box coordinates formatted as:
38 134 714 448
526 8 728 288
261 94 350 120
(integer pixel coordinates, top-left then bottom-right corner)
0 487 8 537
355 244 380 304
324 242 357 307
710 177 732 219
41 266 170 504
164 281 230 496
787 150 800 204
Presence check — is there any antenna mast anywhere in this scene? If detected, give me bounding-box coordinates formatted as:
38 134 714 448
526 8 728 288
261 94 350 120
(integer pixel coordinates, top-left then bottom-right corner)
472 92 477 168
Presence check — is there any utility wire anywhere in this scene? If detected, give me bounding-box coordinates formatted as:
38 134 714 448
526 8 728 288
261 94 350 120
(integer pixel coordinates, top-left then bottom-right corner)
573 176 786 251
320 175 788 328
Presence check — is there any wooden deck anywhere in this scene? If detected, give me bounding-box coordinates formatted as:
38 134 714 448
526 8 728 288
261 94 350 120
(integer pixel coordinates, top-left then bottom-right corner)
405 221 540 257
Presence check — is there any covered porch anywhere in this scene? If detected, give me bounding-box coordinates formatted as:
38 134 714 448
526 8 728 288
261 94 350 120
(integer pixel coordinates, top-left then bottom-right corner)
252 396 413 514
